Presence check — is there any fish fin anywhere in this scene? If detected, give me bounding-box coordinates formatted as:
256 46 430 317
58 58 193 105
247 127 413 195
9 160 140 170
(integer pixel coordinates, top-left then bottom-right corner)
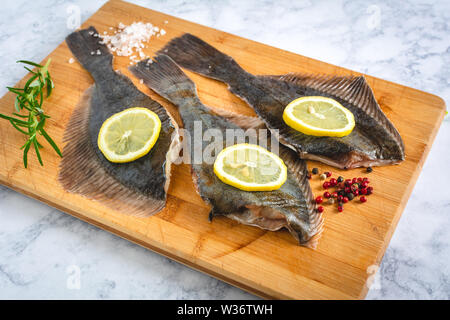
164 127 182 192
270 73 405 157
66 26 114 82
278 146 324 248
130 55 199 107
58 86 166 217
156 33 246 84
209 108 266 130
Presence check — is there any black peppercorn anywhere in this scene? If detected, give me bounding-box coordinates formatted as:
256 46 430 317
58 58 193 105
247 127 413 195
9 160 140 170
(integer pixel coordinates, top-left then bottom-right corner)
337 176 344 183
366 166 373 173
347 193 354 201
312 168 319 174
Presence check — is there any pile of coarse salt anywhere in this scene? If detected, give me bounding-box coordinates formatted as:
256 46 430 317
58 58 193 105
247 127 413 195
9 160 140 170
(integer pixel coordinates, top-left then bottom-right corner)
99 21 167 64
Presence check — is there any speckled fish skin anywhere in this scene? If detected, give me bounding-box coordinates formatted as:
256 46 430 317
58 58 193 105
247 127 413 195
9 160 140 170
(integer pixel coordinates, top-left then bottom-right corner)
59 27 177 216
130 55 322 247
157 33 405 170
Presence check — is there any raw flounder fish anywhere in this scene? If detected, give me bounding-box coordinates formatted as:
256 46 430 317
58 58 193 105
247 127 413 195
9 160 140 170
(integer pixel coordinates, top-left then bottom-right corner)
158 34 405 170
59 27 180 216
130 54 323 247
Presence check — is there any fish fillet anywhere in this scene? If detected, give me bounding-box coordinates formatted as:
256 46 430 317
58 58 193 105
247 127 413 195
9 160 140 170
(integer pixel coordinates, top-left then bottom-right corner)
59 27 180 216
130 54 322 247
157 34 405 169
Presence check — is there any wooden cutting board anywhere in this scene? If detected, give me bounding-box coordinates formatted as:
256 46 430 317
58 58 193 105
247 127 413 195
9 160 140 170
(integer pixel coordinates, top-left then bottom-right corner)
0 0 446 299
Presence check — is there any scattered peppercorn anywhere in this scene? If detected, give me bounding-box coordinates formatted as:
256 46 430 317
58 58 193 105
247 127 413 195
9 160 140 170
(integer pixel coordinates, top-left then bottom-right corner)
312 168 319 174
315 196 323 204
314 173 373 213
307 172 312 180
329 178 337 187
366 167 373 173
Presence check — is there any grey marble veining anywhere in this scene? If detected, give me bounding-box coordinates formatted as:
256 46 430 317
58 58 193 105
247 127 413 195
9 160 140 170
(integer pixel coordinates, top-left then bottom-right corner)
0 0 449 299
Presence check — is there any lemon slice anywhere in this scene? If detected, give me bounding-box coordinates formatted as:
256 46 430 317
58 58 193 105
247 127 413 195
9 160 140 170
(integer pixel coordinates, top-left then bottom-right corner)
214 143 287 191
98 107 161 163
282 96 355 137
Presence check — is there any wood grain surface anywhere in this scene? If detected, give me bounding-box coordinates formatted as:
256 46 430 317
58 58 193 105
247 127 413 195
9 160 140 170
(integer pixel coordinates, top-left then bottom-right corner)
0 0 446 299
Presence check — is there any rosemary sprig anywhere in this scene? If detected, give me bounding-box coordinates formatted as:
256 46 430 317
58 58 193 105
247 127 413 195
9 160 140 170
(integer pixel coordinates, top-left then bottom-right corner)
0 59 62 168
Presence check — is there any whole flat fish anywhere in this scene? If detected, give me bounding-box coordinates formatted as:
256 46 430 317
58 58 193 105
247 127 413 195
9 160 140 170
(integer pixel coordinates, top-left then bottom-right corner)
130 54 323 247
157 34 405 169
59 27 180 216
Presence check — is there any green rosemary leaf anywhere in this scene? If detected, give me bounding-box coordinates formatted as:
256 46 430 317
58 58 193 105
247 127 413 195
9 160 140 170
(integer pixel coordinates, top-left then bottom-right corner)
14 97 21 112
23 66 37 75
7 86 25 91
22 140 31 168
10 120 29 135
7 87 24 95
17 60 43 68
46 77 54 97
0 113 13 121
38 91 44 107
24 74 38 91
40 128 62 157
0 114 29 126
33 138 43 166
12 112 29 118
36 118 46 131
10 120 30 127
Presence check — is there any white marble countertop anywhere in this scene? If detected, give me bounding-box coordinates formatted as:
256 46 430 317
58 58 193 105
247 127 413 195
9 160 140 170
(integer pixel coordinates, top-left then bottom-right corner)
0 0 449 299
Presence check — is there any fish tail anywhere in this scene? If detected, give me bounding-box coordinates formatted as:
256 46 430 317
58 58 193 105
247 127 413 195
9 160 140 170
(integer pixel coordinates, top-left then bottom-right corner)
130 54 199 107
66 26 114 81
157 33 247 84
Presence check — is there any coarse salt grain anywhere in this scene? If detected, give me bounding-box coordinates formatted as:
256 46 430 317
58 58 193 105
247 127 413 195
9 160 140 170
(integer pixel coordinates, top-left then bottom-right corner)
68 58 75 64
99 21 167 63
